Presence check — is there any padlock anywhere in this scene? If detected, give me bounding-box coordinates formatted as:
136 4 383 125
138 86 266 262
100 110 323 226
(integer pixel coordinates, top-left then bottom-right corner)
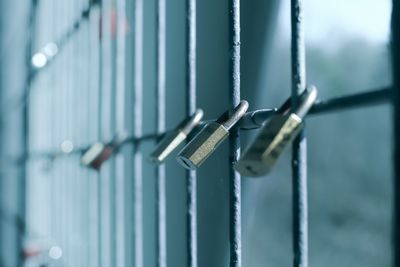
150 109 204 164
234 86 317 177
80 132 127 170
176 100 249 170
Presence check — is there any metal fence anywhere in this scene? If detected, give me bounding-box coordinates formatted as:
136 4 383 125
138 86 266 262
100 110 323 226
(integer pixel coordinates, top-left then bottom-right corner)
4 0 397 266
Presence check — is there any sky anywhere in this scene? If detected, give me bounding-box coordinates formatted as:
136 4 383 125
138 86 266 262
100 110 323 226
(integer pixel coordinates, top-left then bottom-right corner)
280 0 392 44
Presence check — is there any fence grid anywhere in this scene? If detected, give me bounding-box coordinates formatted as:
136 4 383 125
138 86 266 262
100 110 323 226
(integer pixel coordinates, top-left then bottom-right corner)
7 0 397 266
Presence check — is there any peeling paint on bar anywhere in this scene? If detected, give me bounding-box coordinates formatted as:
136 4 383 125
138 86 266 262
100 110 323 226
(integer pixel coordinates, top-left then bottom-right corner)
229 0 242 266
186 0 198 266
290 0 308 266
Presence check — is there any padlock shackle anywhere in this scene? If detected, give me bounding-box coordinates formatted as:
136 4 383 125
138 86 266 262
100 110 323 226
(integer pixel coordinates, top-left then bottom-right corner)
295 85 318 118
238 108 277 130
179 109 204 135
109 131 129 147
277 96 292 115
222 100 249 130
277 85 317 118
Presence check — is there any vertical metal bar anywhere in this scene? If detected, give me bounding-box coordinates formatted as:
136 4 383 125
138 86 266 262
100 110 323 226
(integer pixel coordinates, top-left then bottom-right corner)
133 0 144 265
50 0 58 261
82 6 91 264
79 14 86 265
290 0 308 266
229 0 241 266
60 0 67 260
72 3 79 263
20 1 38 265
186 0 197 266
115 0 126 265
392 1 400 266
109 0 118 262
95 1 103 266
100 0 113 265
156 0 167 265
66 0 74 258
88 4 101 266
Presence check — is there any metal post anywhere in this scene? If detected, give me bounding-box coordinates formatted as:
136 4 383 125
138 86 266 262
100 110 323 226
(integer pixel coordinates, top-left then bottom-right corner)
290 0 308 266
99 0 114 264
115 0 126 265
95 2 103 266
133 0 144 265
310 87 392 115
19 0 38 265
156 0 167 265
229 0 241 266
392 0 400 266
186 0 197 266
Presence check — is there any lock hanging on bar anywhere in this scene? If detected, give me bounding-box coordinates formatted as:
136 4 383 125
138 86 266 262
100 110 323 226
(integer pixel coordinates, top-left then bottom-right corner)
235 86 317 177
176 100 249 170
80 132 128 170
150 109 204 164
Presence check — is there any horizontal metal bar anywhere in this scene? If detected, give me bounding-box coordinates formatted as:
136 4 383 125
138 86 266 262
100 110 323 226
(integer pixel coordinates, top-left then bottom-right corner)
21 133 163 161
9 87 392 162
239 87 392 129
310 87 392 115
124 133 162 145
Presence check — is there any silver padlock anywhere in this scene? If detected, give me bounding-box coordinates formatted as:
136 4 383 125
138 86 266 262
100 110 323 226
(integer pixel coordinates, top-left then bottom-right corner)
150 109 204 164
81 132 127 170
235 86 317 177
176 100 249 170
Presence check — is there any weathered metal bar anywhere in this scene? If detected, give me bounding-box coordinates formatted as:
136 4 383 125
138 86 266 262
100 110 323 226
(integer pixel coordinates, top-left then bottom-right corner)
229 0 242 266
156 0 167 265
186 0 197 265
18 86 388 160
133 0 144 266
310 87 392 115
18 0 38 265
115 0 127 264
392 0 400 266
16 85 394 164
290 0 308 266
238 88 392 129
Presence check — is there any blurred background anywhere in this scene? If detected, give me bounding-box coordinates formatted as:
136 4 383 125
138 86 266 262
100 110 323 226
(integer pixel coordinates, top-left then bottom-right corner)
0 0 394 266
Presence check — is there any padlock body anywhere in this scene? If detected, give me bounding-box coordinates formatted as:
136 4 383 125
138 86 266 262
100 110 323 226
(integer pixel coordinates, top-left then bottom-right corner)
150 130 187 164
90 146 113 170
81 143 105 166
177 122 229 170
235 114 302 177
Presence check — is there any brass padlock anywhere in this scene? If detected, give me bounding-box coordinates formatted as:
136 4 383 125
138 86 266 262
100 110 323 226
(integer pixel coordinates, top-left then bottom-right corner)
150 109 204 164
80 132 127 170
176 100 249 170
235 86 317 177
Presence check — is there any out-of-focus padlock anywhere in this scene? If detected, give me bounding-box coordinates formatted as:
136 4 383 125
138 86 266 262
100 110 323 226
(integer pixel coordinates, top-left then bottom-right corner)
81 132 127 170
235 86 317 177
150 109 204 164
176 100 249 170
